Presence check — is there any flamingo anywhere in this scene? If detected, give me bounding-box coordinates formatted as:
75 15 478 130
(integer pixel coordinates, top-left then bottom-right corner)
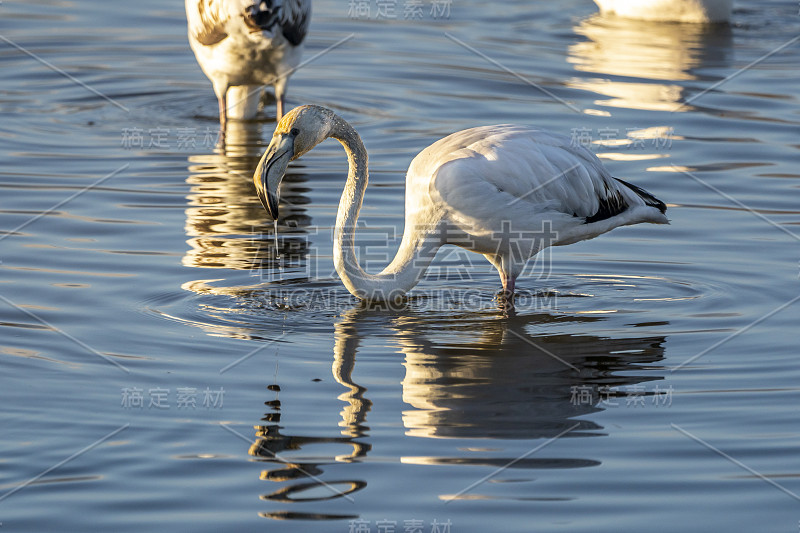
253 105 668 303
593 0 732 23
185 0 311 134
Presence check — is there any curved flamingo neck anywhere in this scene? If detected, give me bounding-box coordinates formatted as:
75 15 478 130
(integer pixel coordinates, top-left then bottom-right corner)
329 118 438 301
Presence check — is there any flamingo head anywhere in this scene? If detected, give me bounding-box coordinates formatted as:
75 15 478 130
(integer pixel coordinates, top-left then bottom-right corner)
253 105 336 219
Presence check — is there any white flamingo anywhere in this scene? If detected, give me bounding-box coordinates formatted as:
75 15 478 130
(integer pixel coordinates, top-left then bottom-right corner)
593 0 732 23
253 106 668 303
185 0 311 132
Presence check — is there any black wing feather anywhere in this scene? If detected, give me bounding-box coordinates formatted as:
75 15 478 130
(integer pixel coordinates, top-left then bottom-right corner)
583 178 666 224
614 178 667 214
281 2 310 46
243 0 310 46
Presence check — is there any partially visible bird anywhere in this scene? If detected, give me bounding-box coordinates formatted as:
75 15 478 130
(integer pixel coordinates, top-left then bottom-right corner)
254 106 668 304
185 0 311 134
593 0 732 22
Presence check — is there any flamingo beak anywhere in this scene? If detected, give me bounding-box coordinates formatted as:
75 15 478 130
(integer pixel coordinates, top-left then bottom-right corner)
254 134 294 220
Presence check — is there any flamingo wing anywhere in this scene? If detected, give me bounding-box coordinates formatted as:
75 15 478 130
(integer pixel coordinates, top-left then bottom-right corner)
417 126 666 242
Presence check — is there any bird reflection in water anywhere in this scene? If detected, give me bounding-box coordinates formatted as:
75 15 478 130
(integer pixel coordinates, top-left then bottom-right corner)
335 305 666 444
249 378 369 520
567 14 732 113
253 303 667 516
183 120 311 272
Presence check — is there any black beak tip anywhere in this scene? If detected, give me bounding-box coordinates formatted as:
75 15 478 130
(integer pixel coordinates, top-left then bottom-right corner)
257 187 279 220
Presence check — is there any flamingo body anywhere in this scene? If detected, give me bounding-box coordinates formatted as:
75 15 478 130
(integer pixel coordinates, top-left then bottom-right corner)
254 106 668 303
185 0 311 130
406 125 667 293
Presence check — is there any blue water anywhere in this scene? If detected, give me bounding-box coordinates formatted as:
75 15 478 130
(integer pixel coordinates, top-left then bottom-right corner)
1 0 799 531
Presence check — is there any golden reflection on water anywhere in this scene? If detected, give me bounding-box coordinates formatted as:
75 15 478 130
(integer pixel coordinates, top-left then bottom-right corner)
183 120 311 271
567 14 732 112
391 315 665 440
333 306 666 501
191 299 669 516
333 315 373 439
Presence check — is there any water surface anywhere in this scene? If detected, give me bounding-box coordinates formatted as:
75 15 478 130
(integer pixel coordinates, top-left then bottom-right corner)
1 1 799 531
